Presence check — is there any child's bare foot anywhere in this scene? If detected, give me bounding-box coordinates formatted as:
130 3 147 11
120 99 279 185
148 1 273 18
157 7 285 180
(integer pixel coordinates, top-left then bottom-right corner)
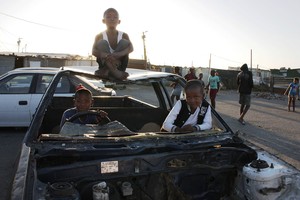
95 67 109 79
108 71 129 81
105 60 128 80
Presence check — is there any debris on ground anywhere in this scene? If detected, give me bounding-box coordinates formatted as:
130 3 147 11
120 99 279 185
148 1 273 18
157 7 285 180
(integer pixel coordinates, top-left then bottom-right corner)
253 92 285 101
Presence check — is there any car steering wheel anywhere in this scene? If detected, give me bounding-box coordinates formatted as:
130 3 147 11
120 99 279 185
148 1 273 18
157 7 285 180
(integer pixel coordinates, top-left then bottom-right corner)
67 111 111 125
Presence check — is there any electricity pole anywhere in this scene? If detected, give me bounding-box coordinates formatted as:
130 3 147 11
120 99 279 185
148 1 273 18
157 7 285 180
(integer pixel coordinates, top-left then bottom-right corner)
209 53 211 72
142 31 148 69
250 49 252 71
17 38 22 53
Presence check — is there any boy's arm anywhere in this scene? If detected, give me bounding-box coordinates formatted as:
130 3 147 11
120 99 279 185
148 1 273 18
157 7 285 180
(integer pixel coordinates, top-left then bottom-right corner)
284 84 291 95
249 72 254 88
92 33 105 58
206 80 210 89
195 106 212 131
59 112 67 128
111 33 134 59
161 101 181 132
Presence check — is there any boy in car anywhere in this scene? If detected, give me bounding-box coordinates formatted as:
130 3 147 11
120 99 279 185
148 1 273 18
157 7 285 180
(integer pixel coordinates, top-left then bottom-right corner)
60 84 107 128
162 80 212 132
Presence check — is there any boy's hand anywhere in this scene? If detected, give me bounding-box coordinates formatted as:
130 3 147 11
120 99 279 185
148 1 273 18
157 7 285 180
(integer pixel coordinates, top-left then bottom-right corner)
96 110 108 123
97 110 108 118
176 124 196 132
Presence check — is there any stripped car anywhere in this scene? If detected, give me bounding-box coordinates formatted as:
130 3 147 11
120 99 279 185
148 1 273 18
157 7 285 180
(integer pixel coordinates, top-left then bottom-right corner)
11 66 300 200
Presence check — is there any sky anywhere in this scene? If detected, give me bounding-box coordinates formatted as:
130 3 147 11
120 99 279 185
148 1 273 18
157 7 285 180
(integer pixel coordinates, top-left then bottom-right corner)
1 0 300 70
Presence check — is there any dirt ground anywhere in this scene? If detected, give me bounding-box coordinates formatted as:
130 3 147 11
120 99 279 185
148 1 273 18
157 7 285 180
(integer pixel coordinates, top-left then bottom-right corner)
0 128 25 200
215 90 300 169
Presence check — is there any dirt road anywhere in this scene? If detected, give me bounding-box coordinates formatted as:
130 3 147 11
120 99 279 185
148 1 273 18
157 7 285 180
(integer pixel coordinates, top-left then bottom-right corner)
215 90 300 169
0 128 24 200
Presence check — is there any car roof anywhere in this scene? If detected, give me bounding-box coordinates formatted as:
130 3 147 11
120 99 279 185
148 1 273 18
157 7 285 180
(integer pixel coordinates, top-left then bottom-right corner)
6 67 60 75
63 66 178 81
3 66 180 82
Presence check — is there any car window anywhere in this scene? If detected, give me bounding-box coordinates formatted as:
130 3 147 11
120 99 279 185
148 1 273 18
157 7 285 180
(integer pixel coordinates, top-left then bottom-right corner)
115 80 161 107
82 76 106 88
55 76 73 93
36 75 75 94
0 74 33 94
36 75 53 93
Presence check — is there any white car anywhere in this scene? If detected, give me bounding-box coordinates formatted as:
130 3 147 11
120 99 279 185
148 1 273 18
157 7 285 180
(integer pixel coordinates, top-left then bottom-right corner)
0 67 115 127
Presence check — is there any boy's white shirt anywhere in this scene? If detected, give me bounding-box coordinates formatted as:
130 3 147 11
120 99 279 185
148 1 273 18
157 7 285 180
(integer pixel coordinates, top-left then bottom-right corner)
162 100 212 132
102 31 124 53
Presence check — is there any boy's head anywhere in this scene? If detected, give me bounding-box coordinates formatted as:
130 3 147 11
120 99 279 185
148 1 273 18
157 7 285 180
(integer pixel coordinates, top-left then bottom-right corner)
210 70 215 76
189 68 195 74
240 63 248 71
184 80 204 110
293 77 299 83
103 8 119 18
102 8 120 27
74 84 93 112
174 67 180 74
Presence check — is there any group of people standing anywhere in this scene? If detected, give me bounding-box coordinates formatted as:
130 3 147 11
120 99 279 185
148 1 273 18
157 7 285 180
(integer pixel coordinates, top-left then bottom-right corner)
178 67 221 109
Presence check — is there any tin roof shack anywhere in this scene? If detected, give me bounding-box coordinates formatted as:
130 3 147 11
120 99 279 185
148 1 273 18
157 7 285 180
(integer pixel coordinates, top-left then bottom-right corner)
270 67 300 78
0 55 15 75
0 52 69 69
128 59 148 69
269 68 300 94
24 55 66 68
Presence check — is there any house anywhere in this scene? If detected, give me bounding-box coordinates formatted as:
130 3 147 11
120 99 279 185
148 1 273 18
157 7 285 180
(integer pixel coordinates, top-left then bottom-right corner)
0 52 148 75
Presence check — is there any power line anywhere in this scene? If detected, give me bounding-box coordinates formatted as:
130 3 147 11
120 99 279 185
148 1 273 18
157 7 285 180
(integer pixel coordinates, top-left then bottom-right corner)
0 11 71 31
211 53 260 68
211 53 242 64
0 26 18 37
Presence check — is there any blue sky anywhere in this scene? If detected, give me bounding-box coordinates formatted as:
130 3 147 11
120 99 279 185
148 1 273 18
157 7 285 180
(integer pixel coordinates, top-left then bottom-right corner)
1 0 300 69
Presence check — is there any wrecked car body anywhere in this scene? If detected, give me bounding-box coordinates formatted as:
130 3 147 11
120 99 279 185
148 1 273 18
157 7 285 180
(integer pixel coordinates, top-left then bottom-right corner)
11 67 300 200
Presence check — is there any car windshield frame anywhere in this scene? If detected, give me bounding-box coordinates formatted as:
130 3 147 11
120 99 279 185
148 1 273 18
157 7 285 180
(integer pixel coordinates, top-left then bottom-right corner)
24 68 233 145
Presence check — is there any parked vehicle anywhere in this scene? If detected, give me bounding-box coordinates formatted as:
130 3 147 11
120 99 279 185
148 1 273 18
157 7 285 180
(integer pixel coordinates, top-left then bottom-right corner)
0 67 115 127
11 67 300 200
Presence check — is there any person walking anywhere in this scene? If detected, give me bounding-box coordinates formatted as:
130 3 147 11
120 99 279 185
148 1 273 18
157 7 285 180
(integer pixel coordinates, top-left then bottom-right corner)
198 73 205 88
170 67 183 105
184 67 197 81
284 77 300 112
206 70 220 109
237 63 253 125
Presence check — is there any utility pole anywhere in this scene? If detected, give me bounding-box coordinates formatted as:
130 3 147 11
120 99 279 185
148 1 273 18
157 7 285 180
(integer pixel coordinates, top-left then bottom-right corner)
17 38 22 53
209 53 211 72
250 49 252 71
142 31 148 69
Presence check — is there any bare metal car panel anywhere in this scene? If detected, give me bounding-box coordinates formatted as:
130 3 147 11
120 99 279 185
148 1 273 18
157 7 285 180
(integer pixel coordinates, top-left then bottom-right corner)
11 67 300 200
